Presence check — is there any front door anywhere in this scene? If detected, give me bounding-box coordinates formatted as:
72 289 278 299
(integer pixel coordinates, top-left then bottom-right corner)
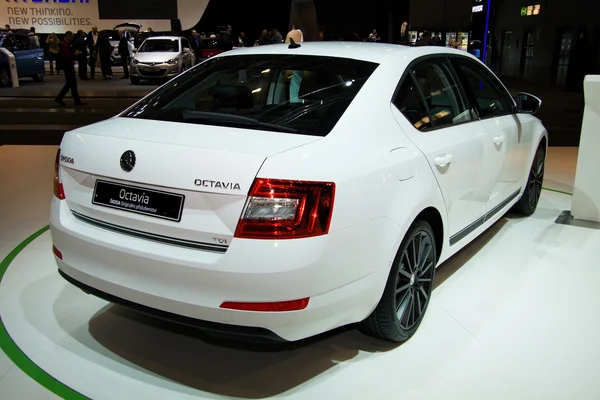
452 57 525 217
391 57 494 244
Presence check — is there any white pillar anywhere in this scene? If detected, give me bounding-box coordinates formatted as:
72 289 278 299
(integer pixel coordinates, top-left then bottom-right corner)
571 75 600 222
0 47 19 88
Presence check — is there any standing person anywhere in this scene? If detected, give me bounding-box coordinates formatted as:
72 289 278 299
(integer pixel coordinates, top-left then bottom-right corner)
87 27 99 79
255 30 270 46
118 30 130 79
397 21 410 44
27 27 40 48
4 25 11 32
55 31 85 107
220 25 233 51
286 0 320 43
271 28 283 44
46 33 60 74
566 27 592 92
189 30 201 62
415 31 432 47
97 30 113 80
73 30 88 80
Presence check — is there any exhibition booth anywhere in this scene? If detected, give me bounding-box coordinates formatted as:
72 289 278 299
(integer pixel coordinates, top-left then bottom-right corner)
1 1 600 396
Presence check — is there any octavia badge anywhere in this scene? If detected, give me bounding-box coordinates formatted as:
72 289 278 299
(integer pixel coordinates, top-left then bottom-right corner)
120 150 136 172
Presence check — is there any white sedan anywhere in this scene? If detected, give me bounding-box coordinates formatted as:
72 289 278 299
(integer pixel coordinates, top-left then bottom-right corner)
129 36 196 84
50 42 547 343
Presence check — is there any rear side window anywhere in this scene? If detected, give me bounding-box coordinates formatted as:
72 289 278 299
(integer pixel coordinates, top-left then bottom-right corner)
453 58 513 119
394 58 473 131
123 55 379 136
394 77 432 130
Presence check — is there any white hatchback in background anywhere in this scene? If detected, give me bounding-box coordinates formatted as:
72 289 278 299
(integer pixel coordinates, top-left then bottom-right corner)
129 36 196 85
50 42 547 343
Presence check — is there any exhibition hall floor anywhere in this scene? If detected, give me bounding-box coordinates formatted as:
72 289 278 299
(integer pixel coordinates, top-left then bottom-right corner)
2 146 599 400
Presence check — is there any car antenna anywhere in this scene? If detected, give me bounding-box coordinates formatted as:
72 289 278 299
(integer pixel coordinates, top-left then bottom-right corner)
288 38 301 49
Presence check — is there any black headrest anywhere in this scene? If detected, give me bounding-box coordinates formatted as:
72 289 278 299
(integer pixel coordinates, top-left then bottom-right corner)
211 85 254 109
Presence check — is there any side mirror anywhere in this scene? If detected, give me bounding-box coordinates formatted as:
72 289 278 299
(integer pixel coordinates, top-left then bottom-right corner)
132 48 137 54
515 92 542 114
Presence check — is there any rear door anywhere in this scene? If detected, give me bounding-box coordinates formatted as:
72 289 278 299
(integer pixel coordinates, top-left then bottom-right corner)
451 56 525 216
391 56 495 245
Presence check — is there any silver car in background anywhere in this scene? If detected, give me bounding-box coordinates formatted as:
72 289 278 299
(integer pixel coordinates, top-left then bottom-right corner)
129 36 196 84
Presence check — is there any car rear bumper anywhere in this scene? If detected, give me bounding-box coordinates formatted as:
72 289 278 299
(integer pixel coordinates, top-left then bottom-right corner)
50 197 398 341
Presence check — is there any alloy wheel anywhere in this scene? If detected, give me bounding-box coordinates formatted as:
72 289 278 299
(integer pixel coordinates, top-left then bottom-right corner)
395 230 435 330
527 149 544 210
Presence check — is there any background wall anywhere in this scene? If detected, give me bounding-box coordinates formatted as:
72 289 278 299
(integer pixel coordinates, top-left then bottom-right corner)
493 0 600 82
409 0 472 30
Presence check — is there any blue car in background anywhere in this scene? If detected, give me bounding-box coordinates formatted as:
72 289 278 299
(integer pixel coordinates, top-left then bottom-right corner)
0 32 45 87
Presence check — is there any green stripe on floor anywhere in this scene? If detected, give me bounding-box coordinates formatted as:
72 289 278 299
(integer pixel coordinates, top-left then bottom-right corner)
542 187 573 196
0 226 89 400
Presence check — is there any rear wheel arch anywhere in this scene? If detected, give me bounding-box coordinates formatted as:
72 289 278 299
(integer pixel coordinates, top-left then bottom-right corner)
415 207 444 259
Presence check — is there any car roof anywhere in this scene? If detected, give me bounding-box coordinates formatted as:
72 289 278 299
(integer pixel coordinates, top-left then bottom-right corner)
145 36 181 41
221 41 479 65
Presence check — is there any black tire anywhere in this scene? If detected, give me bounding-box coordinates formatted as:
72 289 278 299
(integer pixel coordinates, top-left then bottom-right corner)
513 144 545 216
0 69 10 87
32 73 44 82
130 77 140 85
361 220 437 342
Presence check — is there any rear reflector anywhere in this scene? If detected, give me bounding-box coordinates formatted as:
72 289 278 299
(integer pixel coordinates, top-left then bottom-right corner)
235 178 335 239
52 245 63 260
220 298 309 312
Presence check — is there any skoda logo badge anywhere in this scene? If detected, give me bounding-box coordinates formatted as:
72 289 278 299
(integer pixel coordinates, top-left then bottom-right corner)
120 150 136 172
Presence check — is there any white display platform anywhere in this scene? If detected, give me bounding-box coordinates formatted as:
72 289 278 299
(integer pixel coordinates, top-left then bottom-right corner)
571 75 600 223
2 191 600 400
0 48 19 88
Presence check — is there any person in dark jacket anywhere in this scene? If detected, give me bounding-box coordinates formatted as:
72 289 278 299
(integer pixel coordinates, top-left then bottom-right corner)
189 30 201 62
73 30 88 80
566 28 592 92
415 31 432 47
98 31 113 80
118 30 130 79
55 31 85 106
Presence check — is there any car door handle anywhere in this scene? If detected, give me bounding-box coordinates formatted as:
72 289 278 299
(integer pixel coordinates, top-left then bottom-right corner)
493 134 506 145
433 154 453 167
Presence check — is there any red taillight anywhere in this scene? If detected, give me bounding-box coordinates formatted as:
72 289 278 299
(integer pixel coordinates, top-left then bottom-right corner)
53 149 65 200
234 178 335 239
220 298 309 312
52 245 63 260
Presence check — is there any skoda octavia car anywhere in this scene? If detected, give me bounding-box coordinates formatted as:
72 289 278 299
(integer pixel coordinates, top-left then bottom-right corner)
50 42 547 343
129 36 196 84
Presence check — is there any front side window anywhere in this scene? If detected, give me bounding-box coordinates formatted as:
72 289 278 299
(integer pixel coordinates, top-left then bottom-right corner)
454 58 513 119
139 39 180 53
394 58 473 131
123 55 379 136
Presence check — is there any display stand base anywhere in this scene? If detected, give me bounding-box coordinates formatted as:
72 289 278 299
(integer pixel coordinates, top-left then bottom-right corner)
555 210 600 230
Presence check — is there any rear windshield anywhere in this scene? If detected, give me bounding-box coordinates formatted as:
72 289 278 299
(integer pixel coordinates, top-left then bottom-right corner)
122 54 379 136
140 39 180 52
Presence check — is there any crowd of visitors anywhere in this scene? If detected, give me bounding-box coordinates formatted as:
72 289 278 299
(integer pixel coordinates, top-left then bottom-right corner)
1 0 596 100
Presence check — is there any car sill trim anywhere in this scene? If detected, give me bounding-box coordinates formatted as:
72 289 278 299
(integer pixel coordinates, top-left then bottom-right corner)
71 210 228 253
449 188 521 246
